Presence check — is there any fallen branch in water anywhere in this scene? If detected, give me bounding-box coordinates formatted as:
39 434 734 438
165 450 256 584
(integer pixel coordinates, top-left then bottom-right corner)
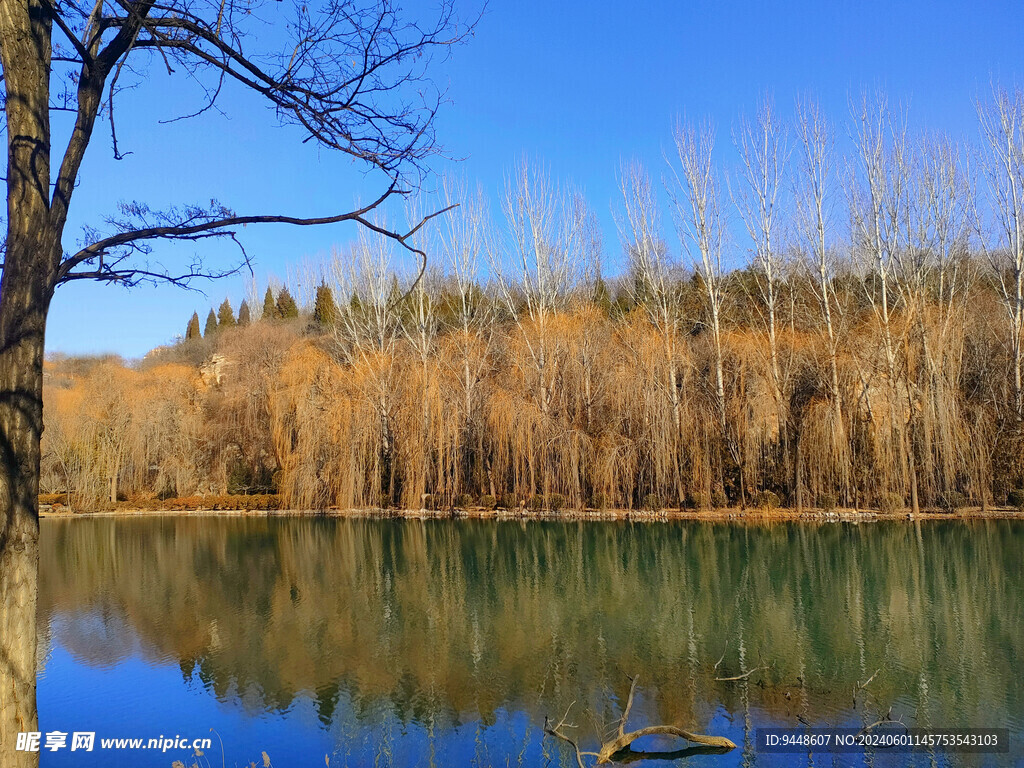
543 675 736 765
714 665 766 682
852 668 880 708
856 707 905 739
543 702 600 768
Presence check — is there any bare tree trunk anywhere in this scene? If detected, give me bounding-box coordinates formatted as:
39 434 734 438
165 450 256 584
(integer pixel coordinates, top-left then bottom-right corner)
794 434 804 510
109 452 122 504
0 520 38 768
0 176 52 768
667 362 685 503
1015 304 1024 419
710 303 727 436
0 310 49 767
0 0 55 758
907 412 921 516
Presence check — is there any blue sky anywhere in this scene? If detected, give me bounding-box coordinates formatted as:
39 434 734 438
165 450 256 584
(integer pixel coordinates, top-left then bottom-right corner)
45 0 1024 357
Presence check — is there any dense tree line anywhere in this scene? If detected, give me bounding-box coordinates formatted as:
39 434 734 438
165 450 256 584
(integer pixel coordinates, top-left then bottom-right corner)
41 92 1024 512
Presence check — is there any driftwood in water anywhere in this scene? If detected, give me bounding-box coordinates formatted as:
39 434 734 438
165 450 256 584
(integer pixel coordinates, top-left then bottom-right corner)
714 665 766 682
543 675 736 766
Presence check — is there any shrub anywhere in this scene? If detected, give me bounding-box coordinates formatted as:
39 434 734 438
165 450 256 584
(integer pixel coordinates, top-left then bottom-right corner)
711 488 729 509
591 492 609 510
686 491 710 510
939 491 968 513
478 494 497 510
642 493 662 511
498 493 519 511
1007 489 1024 512
453 493 473 510
527 494 545 512
753 490 781 510
548 493 566 512
878 492 904 513
816 493 838 512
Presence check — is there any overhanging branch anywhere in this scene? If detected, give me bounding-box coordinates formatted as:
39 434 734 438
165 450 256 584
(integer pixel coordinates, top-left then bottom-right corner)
57 184 457 289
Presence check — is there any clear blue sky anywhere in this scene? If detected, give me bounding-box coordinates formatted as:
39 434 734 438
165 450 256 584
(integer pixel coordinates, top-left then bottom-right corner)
45 0 1024 357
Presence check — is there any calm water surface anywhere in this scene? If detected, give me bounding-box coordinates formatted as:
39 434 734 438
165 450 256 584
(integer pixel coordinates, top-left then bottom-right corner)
37 517 1024 767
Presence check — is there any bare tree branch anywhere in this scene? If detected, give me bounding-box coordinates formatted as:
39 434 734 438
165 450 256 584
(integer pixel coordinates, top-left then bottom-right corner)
543 675 736 767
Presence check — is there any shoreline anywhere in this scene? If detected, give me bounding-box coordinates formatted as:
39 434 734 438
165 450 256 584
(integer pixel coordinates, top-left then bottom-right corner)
39 505 1024 522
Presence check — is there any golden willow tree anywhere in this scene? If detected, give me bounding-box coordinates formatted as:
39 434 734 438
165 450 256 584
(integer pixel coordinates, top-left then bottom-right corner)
0 0 474 757
36 136 1024 516
32 92 1024 525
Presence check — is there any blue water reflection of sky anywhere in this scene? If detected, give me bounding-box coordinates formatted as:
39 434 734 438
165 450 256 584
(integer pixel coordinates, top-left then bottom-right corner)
37 613 1010 768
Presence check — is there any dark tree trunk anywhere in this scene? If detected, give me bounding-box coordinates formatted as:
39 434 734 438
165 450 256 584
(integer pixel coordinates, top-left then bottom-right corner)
0 218 54 768
0 457 41 768
0 0 56 762
0 242 53 767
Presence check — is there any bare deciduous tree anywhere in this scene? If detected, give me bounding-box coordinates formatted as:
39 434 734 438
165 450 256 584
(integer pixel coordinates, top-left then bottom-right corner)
731 95 793 501
437 176 495 498
617 159 689 502
0 0 475 754
494 159 585 496
667 119 735 498
794 96 850 503
848 91 920 514
976 85 1024 421
732 96 790 429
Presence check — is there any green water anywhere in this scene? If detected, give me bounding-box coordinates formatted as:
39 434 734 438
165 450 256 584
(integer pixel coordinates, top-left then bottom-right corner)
37 517 1024 766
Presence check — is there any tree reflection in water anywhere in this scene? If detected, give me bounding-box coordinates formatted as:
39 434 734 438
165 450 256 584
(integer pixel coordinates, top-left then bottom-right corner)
35 517 1024 766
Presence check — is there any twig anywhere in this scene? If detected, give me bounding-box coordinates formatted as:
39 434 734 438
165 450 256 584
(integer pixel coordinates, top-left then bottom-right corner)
543 702 599 768
856 709 905 740
617 674 639 739
713 645 728 672
714 665 765 682
853 668 880 708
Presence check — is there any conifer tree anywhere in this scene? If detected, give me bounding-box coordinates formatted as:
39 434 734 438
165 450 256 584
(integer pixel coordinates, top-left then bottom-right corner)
276 287 300 320
238 300 251 326
218 298 236 328
313 283 338 327
387 275 404 307
262 287 277 320
204 309 218 336
593 275 612 315
185 312 202 341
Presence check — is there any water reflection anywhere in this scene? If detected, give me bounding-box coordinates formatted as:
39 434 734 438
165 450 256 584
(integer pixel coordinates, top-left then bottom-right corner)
37 517 1024 766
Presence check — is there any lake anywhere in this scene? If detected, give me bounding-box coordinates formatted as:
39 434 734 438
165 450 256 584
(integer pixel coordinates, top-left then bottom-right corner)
36 516 1024 767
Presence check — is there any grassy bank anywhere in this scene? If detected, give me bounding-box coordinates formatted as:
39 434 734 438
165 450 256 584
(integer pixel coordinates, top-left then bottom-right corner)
38 494 1024 521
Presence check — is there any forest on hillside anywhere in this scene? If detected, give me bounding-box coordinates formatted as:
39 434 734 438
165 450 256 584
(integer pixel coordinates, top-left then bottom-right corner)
41 94 1024 513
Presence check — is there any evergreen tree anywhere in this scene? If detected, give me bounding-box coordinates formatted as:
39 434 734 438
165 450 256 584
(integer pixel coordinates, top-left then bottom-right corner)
204 309 218 336
185 311 202 341
387 275 404 307
276 287 299 319
217 298 236 328
238 300 251 326
313 282 338 328
262 286 277 320
592 275 612 315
